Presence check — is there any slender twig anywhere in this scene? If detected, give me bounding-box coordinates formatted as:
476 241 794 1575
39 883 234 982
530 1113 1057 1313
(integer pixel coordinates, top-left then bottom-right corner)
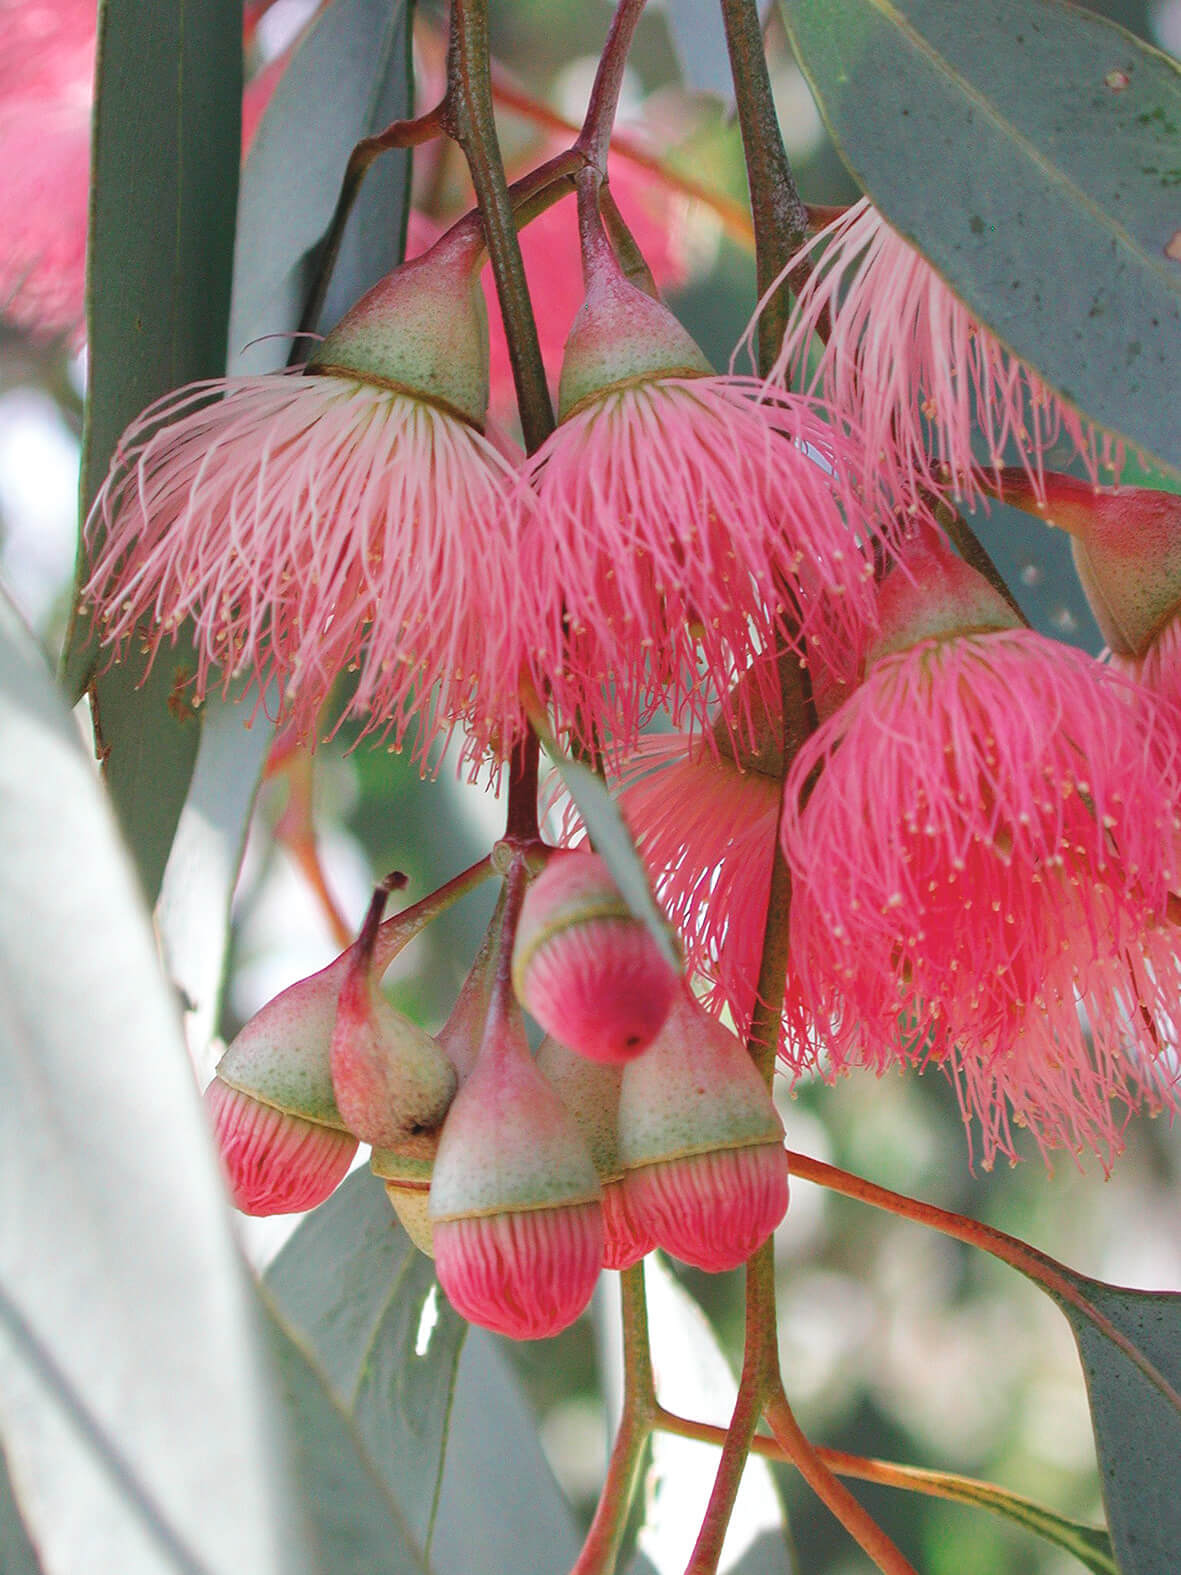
445 0 553 452
576 0 650 172
763 1384 920 1575
371 855 495 973
571 1265 657 1575
719 0 808 375
685 1240 780 1575
785 1150 1181 1415
291 103 447 354
504 731 541 843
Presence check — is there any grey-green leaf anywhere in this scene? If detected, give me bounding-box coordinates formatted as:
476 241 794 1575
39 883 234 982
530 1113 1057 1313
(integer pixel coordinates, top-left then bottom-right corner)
1053 1274 1181 1575
548 753 682 972
779 0 1181 473
431 1331 583 1575
262 1305 430 1575
266 1171 467 1552
0 1446 44 1575
0 586 314 1575
229 0 412 372
62 0 244 898
156 690 276 1060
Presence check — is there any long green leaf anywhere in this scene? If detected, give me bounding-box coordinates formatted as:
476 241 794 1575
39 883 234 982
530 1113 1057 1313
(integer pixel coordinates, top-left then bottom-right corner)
431 1331 583 1575
1051 1275 1181 1575
0 587 313 1575
261 1305 430 1575
266 1171 467 1552
0 1445 45 1575
62 0 243 901
779 0 1181 473
229 0 412 372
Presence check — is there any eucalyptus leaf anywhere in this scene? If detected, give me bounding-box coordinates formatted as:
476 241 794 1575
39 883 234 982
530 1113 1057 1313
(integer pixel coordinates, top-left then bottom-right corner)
62 0 243 900
261 1306 430 1575
266 1171 467 1551
0 587 313 1575
229 0 412 372
1052 1275 1181 1575
0 1444 45 1575
547 751 682 973
156 689 276 1065
779 0 1181 473
431 1331 583 1575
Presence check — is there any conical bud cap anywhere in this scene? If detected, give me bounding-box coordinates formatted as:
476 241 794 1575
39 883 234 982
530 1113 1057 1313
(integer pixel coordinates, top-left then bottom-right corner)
311 228 489 426
868 529 1020 667
557 262 711 420
430 1004 603 1338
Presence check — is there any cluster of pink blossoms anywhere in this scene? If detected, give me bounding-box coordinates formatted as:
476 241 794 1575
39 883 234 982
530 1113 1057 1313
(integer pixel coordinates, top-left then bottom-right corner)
71 78 1181 1329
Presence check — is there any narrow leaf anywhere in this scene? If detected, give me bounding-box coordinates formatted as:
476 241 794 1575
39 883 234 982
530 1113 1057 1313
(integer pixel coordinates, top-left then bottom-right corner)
1052 1275 1181 1575
546 750 681 972
779 0 1181 472
62 0 243 899
261 1305 430 1575
0 587 313 1575
229 0 412 372
266 1171 467 1551
155 690 276 1062
0 1445 45 1575
431 1330 583 1575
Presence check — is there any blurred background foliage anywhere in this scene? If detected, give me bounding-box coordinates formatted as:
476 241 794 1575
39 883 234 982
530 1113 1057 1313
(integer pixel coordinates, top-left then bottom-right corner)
1 1 1179 1571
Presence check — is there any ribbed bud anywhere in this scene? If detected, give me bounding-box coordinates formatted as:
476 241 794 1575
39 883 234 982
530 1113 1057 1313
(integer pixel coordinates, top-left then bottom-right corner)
557 260 711 420
310 228 489 426
430 1006 604 1339
868 529 1020 667
331 887 458 1148
537 1036 652 1269
513 850 677 1063
618 986 788 1272
372 1130 440 1258
205 1076 356 1217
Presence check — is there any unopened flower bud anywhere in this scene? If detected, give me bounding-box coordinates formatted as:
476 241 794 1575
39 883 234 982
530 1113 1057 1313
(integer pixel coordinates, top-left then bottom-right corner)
211 952 357 1215
331 886 457 1148
537 1036 652 1270
430 1005 603 1339
618 985 788 1272
204 1076 356 1217
512 850 677 1063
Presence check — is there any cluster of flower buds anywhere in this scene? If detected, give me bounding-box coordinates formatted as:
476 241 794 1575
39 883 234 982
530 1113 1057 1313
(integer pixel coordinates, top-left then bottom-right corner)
207 849 790 1340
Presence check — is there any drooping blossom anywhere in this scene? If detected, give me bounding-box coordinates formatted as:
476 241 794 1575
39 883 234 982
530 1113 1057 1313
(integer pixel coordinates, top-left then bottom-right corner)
84 229 527 765
519 236 885 760
781 529 1181 1165
766 198 1123 511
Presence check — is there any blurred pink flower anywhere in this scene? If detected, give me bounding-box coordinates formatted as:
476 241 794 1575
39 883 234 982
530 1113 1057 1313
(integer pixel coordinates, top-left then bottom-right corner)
0 0 292 343
767 198 1123 510
781 532 1181 1165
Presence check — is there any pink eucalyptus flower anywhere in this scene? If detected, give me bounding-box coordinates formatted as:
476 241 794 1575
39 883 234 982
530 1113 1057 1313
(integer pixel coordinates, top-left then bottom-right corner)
520 252 883 758
767 198 1123 511
84 233 527 763
782 533 1181 1164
